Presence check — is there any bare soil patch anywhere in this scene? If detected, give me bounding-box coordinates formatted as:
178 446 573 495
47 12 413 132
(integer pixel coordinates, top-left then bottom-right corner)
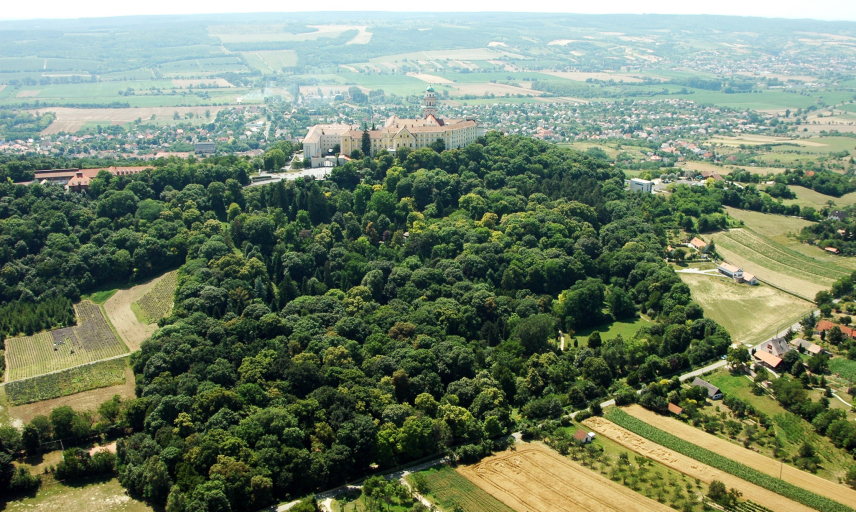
7 366 134 424
407 73 454 84
623 405 856 502
35 106 228 134
582 416 815 512
104 273 174 351
457 442 672 512
172 78 233 88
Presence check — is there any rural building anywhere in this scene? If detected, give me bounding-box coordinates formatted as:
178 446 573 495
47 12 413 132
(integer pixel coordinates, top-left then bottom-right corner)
790 337 824 355
668 403 683 416
629 178 654 193
25 166 151 192
717 262 743 280
691 377 723 400
754 350 782 370
756 337 792 358
689 237 707 251
195 141 216 154
825 247 840 255
828 210 847 222
700 170 724 182
742 272 758 285
815 320 856 338
302 87 479 166
573 429 596 444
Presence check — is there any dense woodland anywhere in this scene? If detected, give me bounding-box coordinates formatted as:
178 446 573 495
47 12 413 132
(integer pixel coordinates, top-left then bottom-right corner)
0 134 736 509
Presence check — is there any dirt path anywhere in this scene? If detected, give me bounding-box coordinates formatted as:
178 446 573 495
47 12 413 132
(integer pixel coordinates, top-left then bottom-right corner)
457 442 672 512
582 417 815 512
623 405 856 504
103 272 173 351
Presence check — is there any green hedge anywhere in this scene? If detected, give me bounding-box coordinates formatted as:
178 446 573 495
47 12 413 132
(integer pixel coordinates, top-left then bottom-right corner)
603 408 853 512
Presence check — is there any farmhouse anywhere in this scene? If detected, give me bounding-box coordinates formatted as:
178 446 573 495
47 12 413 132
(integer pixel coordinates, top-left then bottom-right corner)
825 247 840 255
629 178 654 193
26 166 152 192
754 350 782 370
790 337 824 355
742 272 758 285
689 237 707 251
717 262 743 280
691 377 723 400
756 336 792 358
828 210 847 222
815 320 855 338
573 429 596 444
302 86 479 167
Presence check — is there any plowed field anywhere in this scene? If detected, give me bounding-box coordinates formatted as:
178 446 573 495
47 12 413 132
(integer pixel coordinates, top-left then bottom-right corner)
457 443 672 512
623 405 856 504
582 417 814 512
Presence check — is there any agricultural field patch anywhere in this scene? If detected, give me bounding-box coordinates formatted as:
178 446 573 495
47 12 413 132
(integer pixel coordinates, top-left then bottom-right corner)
623 404 856 498
241 51 298 73
585 413 833 512
6 366 135 424
3 357 129 405
408 465 516 512
172 78 234 88
4 301 128 382
540 70 648 82
829 356 856 381
456 443 672 512
104 271 176 351
723 208 813 239
712 227 851 298
134 270 178 324
678 273 812 344
34 106 228 134
781 185 856 211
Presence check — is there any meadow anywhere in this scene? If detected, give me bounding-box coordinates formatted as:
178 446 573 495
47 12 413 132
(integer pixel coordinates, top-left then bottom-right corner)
574 316 653 346
678 273 813 344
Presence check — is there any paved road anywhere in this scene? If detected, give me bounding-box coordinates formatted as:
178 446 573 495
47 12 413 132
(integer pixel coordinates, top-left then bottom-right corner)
246 168 332 187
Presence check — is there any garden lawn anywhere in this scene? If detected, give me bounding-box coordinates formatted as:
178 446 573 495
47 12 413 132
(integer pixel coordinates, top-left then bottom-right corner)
575 316 653 346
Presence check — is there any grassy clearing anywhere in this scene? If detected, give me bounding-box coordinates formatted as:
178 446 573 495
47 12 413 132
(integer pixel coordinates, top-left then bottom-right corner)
3 477 152 512
829 357 856 381
781 186 856 211
81 289 118 305
409 465 516 512
574 316 653 346
678 273 812 344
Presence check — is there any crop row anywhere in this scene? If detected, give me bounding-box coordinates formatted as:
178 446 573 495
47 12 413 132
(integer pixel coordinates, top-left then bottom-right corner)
603 408 854 512
420 467 515 512
136 271 178 323
722 229 848 280
4 357 128 405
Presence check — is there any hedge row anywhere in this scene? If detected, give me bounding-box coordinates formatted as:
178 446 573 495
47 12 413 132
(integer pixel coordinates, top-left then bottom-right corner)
603 408 854 512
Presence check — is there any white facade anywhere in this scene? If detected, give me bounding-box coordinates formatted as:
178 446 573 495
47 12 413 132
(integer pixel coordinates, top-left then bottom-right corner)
630 178 653 193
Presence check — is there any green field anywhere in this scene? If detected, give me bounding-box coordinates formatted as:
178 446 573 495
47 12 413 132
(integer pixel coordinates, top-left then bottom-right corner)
782 186 856 211
829 357 856 381
679 273 812 344
3 357 128 405
407 465 516 512
574 316 653 346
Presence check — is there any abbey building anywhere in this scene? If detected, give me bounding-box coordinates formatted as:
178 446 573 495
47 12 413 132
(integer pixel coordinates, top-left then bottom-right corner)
302 86 480 167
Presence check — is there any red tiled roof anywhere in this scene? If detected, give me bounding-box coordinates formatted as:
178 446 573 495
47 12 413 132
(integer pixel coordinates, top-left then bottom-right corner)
754 351 782 368
668 403 683 415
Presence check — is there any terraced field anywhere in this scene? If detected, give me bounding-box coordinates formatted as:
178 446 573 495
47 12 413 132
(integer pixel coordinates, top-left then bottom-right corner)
713 228 851 298
4 301 128 381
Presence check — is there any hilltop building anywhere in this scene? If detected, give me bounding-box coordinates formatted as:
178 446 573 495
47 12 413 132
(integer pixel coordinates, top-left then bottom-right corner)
23 166 152 192
302 86 480 167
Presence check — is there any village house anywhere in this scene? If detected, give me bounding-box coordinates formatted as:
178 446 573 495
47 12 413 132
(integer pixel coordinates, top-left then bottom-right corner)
756 337 792 358
815 320 855 339
754 350 783 370
689 237 707 251
691 377 723 400
790 337 824 355
573 429 596 444
742 272 758 285
717 262 743 280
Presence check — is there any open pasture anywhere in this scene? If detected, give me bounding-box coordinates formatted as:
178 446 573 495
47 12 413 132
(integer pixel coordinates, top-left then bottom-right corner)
457 443 673 512
678 273 812 344
3 477 153 512
4 301 128 382
782 185 856 210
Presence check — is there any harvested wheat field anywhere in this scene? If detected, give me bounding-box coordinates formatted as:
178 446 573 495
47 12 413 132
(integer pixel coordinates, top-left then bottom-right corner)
582 417 814 512
35 106 227 134
104 272 175 351
624 405 856 503
457 442 672 512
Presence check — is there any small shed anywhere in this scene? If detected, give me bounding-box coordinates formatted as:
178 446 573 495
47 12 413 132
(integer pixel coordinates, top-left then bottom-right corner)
574 429 596 444
691 377 723 400
668 403 683 416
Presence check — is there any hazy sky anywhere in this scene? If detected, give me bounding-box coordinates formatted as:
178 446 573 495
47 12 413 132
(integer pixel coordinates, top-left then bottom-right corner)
2 0 855 22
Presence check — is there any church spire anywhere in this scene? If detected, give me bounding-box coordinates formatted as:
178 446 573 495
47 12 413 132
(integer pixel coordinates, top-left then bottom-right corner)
422 85 438 119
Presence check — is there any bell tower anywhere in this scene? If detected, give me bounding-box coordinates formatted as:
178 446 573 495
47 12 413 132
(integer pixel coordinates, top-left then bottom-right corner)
422 85 438 119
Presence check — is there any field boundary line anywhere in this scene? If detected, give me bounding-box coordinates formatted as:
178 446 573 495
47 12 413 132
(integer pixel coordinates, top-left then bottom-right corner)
754 276 814 302
0 353 131 386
